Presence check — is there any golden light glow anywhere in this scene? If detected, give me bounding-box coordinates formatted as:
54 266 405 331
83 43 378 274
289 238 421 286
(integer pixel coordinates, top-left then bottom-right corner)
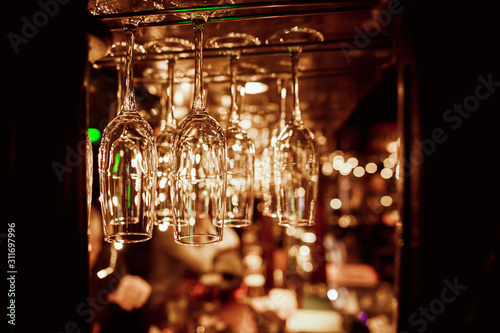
338 215 351 228
322 162 334 175
286 227 296 236
301 232 317 244
386 140 398 153
330 198 342 210
365 162 378 174
245 82 269 94
353 166 365 177
380 195 393 207
332 156 344 170
220 94 231 108
299 245 310 256
339 163 352 175
380 168 393 179
346 157 358 168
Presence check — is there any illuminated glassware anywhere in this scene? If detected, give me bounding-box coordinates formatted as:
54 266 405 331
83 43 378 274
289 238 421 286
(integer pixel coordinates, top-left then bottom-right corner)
266 27 323 227
144 38 194 230
170 3 229 245
207 33 260 227
96 1 166 242
262 77 289 218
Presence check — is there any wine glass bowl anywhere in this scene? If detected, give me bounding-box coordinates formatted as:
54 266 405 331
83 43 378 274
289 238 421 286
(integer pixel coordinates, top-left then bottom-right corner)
99 112 157 242
144 37 195 55
265 26 325 51
171 113 226 244
206 32 260 56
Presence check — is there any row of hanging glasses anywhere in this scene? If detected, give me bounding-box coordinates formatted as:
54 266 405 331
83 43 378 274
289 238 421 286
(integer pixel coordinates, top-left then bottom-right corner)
93 0 322 246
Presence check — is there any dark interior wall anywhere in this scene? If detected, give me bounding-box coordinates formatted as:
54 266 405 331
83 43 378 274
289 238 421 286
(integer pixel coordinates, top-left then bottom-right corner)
5 0 91 332
397 1 500 332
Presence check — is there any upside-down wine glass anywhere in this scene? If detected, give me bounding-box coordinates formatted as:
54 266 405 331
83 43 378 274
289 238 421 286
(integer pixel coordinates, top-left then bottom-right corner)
207 33 260 227
262 77 289 219
96 0 166 242
144 38 194 230
266 27 323 227
170 2 230 245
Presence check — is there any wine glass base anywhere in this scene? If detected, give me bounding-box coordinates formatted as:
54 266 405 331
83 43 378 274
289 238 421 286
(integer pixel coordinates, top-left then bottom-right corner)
278 220 315 228
105 232 152 243
174 234 222 246
224 219 252 228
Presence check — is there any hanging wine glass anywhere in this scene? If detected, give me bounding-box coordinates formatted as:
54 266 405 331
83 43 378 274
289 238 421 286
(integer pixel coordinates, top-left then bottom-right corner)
169 2 231 245
265 27 323 227
207 33 260 227
262 76 289 219
144 38 194 230
96 0 167 243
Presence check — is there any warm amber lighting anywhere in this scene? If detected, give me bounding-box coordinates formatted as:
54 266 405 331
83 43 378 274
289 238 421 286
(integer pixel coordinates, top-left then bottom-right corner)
353 166 365 177
365 162 378 174
380 168 393 179
299 245 310 256
327 288 338 301
286 227 296 236
220 94 231 107
338 215 351 228
386 140 398 153
330 198 342 210
245 82 269 94
332 155 344 170
322 162 334 175
380 195 393 207
346 157 358 168
339 163 352 175
301 232 317 244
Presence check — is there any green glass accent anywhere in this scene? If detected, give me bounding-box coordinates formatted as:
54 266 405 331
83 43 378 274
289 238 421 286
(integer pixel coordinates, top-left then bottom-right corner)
127 182 131 209
112 153 120 174
88 128 101 143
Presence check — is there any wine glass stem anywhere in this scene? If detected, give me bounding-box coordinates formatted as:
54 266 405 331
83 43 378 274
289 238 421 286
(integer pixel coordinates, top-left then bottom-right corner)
192 18 206 114
122 22 139 114
291 50 302 123
160 59 176 130
229 55 240 125
115 61 123 118
277 77 287 129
